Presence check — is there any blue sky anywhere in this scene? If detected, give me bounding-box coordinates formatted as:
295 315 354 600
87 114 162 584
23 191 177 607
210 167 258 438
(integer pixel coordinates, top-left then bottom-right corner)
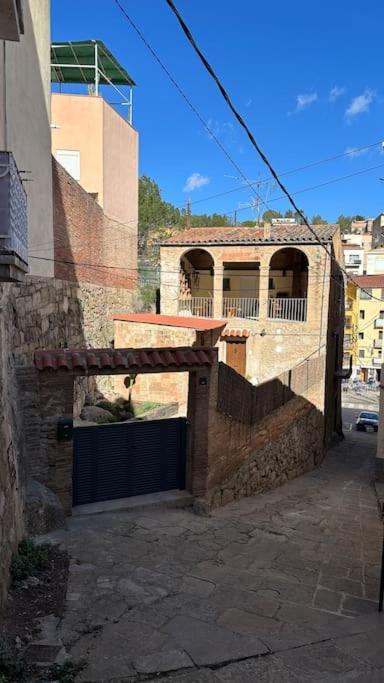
52 1 384 224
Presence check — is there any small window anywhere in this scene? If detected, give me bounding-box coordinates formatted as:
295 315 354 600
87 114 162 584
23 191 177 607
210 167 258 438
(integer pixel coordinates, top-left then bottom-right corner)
359 310 365 320
359 349 365 358
269 278 275 290
380 310 384 319
381 289 384 301
380 331 383 340
56 149 81 181
358 332 364 340
223 278 231 292
360 288 372 300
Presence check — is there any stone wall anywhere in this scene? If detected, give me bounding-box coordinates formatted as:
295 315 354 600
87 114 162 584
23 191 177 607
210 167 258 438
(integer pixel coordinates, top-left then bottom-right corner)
0 274 135 606
205 356 326 508
0 288 25 608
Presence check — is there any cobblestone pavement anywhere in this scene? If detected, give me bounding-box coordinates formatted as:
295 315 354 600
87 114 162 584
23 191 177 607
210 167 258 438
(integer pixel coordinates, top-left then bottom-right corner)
41 423 384 681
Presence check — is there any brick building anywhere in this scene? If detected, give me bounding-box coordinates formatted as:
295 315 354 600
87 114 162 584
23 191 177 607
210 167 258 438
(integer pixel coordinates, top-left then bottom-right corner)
112 223 344 444
160 224 344 386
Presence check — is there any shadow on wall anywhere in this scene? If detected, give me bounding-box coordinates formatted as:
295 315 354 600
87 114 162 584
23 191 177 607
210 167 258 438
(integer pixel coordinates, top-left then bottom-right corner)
0 0 53 609
206 356 329 508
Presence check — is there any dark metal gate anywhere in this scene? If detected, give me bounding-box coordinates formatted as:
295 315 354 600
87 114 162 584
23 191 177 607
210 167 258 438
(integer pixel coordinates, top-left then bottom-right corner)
72 417 187 506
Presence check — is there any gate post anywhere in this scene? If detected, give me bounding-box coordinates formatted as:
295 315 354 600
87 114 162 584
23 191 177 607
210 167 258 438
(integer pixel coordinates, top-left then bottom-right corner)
187 367 211 497
39 373 75 515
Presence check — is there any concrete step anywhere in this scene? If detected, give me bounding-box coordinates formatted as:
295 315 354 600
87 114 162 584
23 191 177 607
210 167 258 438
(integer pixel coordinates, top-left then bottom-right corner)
72 489 194 517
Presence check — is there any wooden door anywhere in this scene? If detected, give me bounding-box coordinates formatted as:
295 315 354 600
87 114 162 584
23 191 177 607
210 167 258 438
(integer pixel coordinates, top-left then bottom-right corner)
226 340 246 376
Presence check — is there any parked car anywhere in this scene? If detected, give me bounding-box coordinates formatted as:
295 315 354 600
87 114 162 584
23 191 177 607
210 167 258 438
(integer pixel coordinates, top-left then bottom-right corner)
355 411 379 432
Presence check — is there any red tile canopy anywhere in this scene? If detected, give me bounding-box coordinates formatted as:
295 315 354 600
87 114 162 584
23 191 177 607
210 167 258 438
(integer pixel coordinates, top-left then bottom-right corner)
221 329 250 338
34 346 218 373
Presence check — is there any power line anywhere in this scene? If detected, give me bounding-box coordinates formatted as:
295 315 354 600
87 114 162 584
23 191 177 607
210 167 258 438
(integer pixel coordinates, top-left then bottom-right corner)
190 140 384 208
29 160 384 255
164 0 384 305
112 0 272 216
233 162 384 215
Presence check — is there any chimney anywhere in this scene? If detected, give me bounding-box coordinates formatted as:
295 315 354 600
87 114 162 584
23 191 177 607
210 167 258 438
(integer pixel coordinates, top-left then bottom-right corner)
264 222 271 240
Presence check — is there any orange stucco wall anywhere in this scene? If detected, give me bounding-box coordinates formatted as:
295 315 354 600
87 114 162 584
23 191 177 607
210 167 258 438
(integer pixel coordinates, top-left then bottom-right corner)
51 94 104 204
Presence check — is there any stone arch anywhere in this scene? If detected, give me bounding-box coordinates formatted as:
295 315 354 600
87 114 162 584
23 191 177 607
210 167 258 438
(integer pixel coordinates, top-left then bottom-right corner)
268 247 309 321
179 248 215 317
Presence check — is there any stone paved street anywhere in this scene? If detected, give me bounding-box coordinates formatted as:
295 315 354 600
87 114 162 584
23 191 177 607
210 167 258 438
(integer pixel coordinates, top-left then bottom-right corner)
40 414 384 681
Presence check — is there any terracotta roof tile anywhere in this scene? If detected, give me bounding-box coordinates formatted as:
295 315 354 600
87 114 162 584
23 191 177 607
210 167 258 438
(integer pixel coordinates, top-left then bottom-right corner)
111 313 226 331
352 275 384 289
35 347 218 372
221 328 250 338
162 224 338 246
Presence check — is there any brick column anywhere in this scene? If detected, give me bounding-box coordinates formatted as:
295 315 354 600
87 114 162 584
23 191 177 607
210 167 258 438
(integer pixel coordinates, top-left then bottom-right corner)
39 373 75 515
213 266 224 319
187 368 211 496
258 256 270 321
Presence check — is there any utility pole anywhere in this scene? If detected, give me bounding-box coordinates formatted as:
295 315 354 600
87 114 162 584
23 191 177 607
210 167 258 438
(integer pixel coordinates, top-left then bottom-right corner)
186 198 191 228
234 210 237 226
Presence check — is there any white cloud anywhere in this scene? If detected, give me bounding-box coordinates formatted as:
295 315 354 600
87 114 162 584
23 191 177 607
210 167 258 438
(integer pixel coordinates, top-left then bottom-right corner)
183 173 210 193
296 92 318 111
329 86 346 102
345 146 369 159
345 90 375 119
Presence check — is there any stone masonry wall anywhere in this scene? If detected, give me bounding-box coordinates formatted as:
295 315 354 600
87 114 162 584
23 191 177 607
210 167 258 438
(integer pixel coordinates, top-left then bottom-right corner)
0 287 25 609
205 359 325 508
0 274 135 605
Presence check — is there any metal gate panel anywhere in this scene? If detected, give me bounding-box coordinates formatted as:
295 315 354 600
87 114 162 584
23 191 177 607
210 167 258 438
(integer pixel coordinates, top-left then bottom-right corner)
73 417 187 506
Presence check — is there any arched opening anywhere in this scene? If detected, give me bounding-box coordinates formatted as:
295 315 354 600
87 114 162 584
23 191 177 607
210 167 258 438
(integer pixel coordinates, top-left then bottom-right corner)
179 248 214 317
268 248 309 321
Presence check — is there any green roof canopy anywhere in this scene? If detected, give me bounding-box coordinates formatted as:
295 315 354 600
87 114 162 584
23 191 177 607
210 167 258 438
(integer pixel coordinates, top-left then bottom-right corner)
51 40 135 87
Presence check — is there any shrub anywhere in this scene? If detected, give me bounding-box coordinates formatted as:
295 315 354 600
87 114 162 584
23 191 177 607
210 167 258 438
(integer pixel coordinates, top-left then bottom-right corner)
0 638 24 681
50 659 86 683
10 538 49 584
95 400 120 417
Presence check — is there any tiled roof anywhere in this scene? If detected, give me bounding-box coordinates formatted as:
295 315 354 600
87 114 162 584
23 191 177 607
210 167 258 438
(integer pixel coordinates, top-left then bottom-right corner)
162 224 338 246
34 347 218 372
221 328 250 338
352 275 384 288
111 313 226 331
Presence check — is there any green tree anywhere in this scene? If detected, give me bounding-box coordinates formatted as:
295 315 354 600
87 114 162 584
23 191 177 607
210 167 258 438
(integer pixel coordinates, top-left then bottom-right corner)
311 214 328 225
337 215 353 233
353 214 365 221
138 176 181 255
241 220 257 227
284 210 294 218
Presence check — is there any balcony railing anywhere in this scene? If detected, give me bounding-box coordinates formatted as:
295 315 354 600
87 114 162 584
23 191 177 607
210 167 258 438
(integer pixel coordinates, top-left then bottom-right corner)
0 151 28 281
268 298 307 322
178 297 213 318
223 297 259 319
